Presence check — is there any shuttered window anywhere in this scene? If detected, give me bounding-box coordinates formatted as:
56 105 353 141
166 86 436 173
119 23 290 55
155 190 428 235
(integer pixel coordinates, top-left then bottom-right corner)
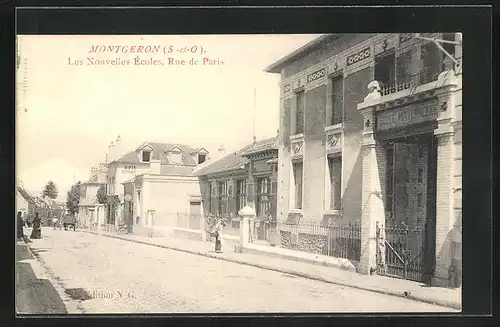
328 157 342 210
293 162 303 209
295 91 305 135
218 182 229 215
236 180 247 213
256 178 270 217
331 75 344 125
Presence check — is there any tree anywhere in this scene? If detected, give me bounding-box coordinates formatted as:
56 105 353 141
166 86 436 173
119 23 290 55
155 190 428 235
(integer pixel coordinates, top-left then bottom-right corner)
66 181 81 215
43 180 58 199
96 184 107 204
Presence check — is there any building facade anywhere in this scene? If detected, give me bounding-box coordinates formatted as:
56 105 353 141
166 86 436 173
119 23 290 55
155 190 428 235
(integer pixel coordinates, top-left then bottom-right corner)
77 164 106 228
265 33 462 287
17 186 65 225
194 137 278 239
112 141 208 233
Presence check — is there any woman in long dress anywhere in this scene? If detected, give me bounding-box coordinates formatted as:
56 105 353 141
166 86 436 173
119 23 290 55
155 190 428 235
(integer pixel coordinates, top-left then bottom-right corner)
30 212 42 239
17 211 24 239
214 218 226 253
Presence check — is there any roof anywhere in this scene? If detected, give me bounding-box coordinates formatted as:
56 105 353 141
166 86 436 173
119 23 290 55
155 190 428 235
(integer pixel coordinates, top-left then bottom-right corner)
264 34 341 73
193 137 277 177
111 142 201 166
240 137 278 157
81 175 103 185
17 186 65 209
17 187 36 205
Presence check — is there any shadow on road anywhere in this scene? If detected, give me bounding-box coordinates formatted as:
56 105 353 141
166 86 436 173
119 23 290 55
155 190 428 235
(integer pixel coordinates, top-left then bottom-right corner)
16 242 68 315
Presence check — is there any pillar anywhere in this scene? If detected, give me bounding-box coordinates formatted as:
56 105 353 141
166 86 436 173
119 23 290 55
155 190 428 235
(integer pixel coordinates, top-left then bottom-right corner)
228 178 237 216
357 107 386 275
432 70 458 287
236 206 255 253
247 162 256 210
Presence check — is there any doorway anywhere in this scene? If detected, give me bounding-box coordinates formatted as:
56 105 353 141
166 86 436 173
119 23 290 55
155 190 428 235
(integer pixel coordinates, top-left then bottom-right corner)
379 133 437 283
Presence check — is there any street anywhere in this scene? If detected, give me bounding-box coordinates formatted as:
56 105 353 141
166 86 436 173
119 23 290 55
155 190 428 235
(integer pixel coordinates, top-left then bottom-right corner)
19 228 455 313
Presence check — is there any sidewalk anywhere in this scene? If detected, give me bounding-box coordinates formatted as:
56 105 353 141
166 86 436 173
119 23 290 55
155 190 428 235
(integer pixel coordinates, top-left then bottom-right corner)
16 239 69 314
84 229 461 310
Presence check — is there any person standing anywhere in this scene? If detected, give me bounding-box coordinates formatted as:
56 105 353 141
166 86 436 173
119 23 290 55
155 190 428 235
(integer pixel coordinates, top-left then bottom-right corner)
17 211 24 239
214 218 226 253
30 212 42 239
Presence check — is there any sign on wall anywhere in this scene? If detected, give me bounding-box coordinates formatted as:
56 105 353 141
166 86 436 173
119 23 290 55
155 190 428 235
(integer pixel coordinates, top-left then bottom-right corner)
376 99 439 131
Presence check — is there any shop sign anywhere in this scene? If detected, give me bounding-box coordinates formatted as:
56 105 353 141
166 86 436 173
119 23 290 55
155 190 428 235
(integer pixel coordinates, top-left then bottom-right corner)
376 99 439 131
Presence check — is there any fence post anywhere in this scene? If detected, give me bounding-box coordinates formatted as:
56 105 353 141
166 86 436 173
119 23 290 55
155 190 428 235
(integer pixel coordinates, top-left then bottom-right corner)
236 206 255 253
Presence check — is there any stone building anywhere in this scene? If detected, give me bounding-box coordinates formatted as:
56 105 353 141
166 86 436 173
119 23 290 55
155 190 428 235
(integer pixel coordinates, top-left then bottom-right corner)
265 33 462 287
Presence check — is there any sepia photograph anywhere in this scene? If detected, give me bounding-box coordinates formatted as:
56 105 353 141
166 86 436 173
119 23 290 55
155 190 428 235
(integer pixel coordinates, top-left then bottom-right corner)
15 31 463 314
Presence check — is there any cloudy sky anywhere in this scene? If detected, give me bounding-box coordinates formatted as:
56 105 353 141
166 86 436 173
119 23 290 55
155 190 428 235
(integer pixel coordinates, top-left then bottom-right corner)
16 34 321 199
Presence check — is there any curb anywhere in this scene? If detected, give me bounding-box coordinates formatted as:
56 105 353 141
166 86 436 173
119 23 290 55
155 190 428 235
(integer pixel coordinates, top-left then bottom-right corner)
84 230 461 311
239 245 357 272
20 239 85 314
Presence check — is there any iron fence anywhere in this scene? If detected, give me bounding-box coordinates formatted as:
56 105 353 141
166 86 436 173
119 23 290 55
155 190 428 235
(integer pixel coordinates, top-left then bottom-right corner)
248 220 362 261
376 222 426 282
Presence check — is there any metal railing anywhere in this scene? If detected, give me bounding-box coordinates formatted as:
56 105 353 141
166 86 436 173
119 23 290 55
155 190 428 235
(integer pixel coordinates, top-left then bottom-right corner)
277 221 361 261
378 70 442 97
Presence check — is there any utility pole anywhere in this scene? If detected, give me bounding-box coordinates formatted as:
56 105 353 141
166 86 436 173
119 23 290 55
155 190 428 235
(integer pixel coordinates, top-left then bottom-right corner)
253 88 257 143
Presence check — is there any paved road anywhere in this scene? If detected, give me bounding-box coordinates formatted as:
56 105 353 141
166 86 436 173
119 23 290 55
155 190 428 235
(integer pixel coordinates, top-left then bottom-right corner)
22 228 455 313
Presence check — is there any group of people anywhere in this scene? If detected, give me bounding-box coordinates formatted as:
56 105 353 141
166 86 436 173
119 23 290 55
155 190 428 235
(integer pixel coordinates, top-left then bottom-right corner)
16 211 42 240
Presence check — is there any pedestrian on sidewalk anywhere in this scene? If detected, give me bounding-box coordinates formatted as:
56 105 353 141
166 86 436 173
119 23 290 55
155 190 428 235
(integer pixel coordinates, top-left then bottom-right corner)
214 218 226 253
17 211 25 239
30 212 42 239
52 217 59 230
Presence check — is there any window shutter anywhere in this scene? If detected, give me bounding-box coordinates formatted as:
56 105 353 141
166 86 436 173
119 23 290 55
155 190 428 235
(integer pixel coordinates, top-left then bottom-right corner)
332 76 344 125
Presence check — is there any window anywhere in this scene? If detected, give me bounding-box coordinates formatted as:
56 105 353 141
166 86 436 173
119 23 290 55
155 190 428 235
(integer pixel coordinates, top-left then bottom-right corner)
386 146 395 214
374 52 396 87
236 180 247 213
142 150 151 163
417 168 423 183
198 154 206 164
331 75 344 126
420 42 442 84
295 91 305 135
218 181 229 215
256 178 271 217
292 162 303 209
170 152 182 164
328 157 342 211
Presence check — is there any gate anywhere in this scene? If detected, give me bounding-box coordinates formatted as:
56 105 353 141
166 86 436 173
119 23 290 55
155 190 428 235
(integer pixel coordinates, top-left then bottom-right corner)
376 221 427 282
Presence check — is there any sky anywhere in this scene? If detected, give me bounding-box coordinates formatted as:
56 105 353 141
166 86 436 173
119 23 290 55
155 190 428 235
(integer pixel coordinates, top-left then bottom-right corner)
16 34 321 199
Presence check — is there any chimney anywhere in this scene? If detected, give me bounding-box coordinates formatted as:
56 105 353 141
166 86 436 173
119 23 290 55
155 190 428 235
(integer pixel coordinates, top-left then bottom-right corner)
114 134 123 160
217 145 226 157
108 141 115 162
90 166 98 179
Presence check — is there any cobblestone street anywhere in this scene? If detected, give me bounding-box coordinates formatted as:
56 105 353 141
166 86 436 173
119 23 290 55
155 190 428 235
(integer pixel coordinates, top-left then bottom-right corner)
21 228 455 313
